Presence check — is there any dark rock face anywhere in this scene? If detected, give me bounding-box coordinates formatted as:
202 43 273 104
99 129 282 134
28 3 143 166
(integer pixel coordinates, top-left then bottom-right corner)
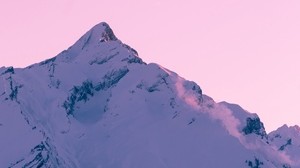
2 67 15 75
279 139 292 151
183 81 203 104
8 141 61 168
94 67 129 91
242 117 267 138
3 76 22 102
245 157 264 168
122 44 139 57
100 22 118 42
63 81 94 115
63 67 129 115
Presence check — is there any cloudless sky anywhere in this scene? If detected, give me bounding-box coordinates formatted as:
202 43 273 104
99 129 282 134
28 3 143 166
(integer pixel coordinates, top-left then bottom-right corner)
1 0 299 132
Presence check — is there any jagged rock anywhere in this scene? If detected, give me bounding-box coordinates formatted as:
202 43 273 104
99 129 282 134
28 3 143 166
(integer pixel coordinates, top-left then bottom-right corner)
243 117 267 138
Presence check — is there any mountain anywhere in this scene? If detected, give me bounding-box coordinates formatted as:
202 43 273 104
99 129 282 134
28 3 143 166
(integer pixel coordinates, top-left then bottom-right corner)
0 22 299 168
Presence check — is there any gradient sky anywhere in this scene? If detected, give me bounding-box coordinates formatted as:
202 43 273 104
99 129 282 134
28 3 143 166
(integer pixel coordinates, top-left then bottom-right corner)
1 0 299 132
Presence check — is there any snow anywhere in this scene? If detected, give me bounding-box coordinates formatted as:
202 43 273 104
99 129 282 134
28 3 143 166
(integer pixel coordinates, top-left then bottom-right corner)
0 22 299 168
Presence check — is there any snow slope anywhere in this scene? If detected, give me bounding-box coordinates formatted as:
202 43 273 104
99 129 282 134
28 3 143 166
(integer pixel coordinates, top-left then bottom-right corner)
0 22 299 168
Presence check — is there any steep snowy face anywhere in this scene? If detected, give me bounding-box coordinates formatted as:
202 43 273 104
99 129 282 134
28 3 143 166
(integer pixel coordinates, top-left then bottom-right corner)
0 22 299 168
220 102 267 139
56 22 119 62
0 22 144 168
269 125 300 165
72 22 119 49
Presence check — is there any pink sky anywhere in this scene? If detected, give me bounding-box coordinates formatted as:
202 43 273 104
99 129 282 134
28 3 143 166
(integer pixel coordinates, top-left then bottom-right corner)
1 0 299 132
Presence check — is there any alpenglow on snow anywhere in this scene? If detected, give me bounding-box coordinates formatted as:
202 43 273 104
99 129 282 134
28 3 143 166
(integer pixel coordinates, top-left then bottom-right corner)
0 22 299 168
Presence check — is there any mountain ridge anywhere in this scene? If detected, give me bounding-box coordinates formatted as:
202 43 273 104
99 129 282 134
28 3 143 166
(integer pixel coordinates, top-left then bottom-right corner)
0 22 299 168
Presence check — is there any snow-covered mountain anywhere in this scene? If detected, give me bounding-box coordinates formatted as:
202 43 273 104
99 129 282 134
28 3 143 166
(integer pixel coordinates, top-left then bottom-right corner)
0 22 299 168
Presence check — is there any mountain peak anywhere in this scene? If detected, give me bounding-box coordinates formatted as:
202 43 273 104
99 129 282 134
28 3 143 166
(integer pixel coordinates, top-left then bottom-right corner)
80 22 118 48
90 22 118 42
2 22 299 168
54 22 120 63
